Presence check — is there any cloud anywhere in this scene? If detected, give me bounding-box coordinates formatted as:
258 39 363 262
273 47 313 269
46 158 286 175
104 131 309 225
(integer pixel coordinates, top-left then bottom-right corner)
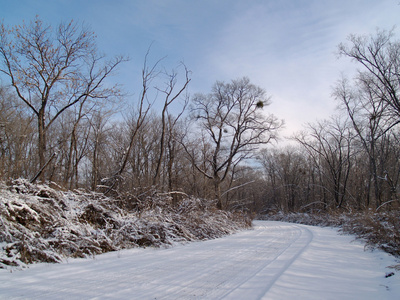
193 0 400 137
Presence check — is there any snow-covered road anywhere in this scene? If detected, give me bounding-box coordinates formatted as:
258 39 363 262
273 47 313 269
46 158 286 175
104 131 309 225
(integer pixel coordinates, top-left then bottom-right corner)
1 221 399 299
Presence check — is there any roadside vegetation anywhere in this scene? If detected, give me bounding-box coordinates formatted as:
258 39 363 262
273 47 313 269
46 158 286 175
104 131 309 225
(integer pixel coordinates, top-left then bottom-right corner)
0 179 250 269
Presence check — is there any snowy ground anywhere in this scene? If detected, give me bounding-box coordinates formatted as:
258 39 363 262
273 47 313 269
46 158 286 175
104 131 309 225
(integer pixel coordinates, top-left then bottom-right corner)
0 221 399 299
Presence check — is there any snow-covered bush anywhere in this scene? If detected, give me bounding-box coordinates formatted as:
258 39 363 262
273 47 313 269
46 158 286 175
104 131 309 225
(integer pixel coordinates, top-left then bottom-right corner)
340 211 400 257
0 179 251 269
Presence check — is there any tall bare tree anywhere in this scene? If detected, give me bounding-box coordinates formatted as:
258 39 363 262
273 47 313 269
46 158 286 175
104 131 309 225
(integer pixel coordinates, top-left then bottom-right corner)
294 117 354 209
0 17 125 181
153 63 190 186
0 85 36 179
337 29 400 207
184 77 282 209
338 29 400 127
102 50 159 194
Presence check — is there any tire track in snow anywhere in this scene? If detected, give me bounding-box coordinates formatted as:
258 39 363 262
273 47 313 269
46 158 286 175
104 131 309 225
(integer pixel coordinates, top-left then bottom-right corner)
147 222 310 299
125 222 313 299
222 222 313 299
0 222 314 299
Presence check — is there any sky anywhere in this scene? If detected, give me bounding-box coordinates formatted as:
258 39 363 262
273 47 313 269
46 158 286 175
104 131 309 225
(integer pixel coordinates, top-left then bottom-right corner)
1 0 400 139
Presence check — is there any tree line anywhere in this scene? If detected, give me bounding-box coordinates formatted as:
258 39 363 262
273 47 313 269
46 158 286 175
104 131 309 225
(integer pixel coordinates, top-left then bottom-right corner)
0 17 282 211
260 29 400 213
1 17 399 213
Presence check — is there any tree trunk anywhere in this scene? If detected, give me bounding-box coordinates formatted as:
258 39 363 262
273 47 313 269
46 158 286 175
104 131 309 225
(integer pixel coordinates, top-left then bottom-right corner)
153 109 166 186
214 176 222 209
91 137 99 191
65 128 76 187
37 109 46 179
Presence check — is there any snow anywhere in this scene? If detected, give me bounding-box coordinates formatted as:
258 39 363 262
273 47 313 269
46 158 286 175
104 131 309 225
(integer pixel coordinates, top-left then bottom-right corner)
1 221 398 299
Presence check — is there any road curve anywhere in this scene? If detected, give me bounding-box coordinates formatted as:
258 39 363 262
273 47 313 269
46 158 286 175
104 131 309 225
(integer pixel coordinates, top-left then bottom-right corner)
0 221 397 299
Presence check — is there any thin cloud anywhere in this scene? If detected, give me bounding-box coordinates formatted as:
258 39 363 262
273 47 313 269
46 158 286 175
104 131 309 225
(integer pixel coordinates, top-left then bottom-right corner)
0 0 399 138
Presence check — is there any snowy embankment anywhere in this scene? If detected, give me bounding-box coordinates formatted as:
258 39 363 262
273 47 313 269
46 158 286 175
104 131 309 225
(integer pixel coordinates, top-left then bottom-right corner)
1 221 399 299
262 211 400 257
0 179 250 269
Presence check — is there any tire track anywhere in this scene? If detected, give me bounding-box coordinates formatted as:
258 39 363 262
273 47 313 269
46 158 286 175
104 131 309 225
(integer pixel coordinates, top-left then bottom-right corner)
222 223 313 299
149 222 313 299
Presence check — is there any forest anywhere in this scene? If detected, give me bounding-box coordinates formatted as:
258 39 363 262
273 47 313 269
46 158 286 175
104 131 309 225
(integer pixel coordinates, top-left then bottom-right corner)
1 17 400 216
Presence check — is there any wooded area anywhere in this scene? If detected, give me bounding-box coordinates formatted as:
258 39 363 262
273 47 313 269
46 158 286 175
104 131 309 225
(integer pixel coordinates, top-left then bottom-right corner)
1 18 399 214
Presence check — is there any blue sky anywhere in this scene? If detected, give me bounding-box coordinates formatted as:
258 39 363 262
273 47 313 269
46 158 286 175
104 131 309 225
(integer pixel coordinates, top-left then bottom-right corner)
1 0 400 137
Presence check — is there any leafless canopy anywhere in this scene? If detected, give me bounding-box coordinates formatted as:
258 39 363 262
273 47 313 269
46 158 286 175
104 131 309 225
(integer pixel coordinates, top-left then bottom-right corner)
0 16 126 178
185 77 283 208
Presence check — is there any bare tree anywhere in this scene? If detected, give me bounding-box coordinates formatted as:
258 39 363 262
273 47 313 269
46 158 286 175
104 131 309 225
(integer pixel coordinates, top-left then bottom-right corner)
184 77 283 209
102 49 161 194
334 77 399 208
338 29 400 126
259 147 307 212
153 63 190 186
336 29 400 207
0 85 36 179
0 17 125 181
165 115 187 198
293 117 355 209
